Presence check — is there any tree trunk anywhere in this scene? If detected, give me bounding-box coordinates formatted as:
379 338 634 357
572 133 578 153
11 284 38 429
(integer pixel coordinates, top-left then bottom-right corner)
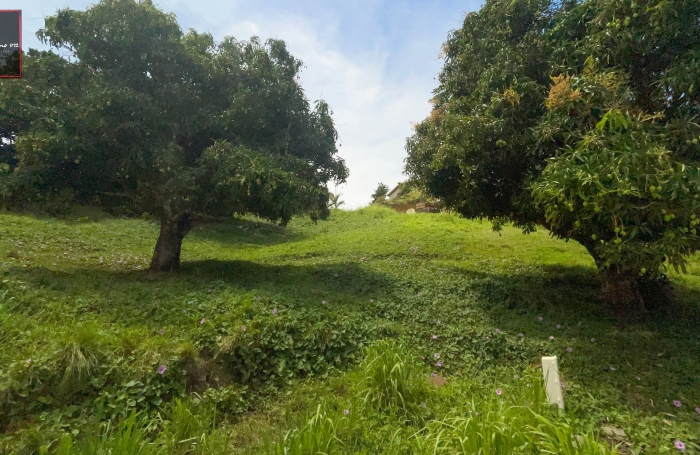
578 237 603 270
599 267 648 317
577 237 667 318
149 213 194 273
576 237 674 318
582 238 648 315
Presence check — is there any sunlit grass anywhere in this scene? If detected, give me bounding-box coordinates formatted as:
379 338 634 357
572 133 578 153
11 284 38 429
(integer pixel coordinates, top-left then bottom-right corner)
1 206 699 453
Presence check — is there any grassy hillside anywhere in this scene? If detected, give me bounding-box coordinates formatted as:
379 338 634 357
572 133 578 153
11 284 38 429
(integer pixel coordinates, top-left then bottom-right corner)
1 206 699 454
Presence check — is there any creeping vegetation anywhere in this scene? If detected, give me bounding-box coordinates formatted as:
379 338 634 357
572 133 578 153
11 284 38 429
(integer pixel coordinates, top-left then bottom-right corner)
0 207 699 453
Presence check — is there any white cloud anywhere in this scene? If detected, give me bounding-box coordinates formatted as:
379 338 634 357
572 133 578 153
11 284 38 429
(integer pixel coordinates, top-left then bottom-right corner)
218 15 434 209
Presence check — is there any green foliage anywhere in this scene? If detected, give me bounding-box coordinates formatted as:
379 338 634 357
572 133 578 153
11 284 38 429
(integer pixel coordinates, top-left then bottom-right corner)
404 0 700 297
272 404 339 455
54 413 159 455
354 340 428 420
328 193 345 210
47 403 230 455
405 0 553 229
0 324 190 431
532 108 700 278
1 209 700 453
370 183 390 204
531 414 618 455
158 399 230 455
0 0 348 270
213 309 378 388
272 358 620 455
375 182 443 211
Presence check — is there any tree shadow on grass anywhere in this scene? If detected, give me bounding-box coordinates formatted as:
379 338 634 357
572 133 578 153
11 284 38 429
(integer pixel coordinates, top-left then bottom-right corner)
461 263 700 417
187 218 307 248
4 258 395 327
456 262 700 329
8 256 700 399
10 256 698 338
180 258 393 293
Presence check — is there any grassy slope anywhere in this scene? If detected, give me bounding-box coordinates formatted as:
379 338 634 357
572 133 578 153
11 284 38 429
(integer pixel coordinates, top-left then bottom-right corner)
1 206 699 453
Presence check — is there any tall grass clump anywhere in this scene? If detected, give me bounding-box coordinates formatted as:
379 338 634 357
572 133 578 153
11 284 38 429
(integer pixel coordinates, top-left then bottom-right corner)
531 414 619 455
413 372 619 455
53 413 159 455
355 339 429 421
416 410 618 454
55 322 109 399
158 398 229 455
272 404 339 455
267 343 621 454
50 401 231 455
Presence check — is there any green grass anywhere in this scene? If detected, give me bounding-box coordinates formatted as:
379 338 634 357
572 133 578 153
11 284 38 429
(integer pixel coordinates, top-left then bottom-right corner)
1 206 699 454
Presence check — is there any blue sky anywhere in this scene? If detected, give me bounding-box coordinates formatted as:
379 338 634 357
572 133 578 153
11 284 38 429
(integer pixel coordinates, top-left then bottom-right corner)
18 0 482 208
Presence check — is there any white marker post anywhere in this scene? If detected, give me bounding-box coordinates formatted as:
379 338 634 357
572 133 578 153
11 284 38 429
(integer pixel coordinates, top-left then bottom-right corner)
541 356 564 410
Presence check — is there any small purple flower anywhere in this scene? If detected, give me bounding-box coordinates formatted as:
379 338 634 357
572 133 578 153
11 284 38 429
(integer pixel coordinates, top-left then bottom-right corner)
437 361 443 367
695 406 700 414
322 300 327 304
556 324 561 329
432 335 438 340
430 373 436 377
200 318 206 325
673 400 682 408
675 440 686 451
567 347 573 352
495 328 501 333
518 333 524 337
495 389 503 396
610 366 616 371
158 329 165 335
549 336 555 341
538 316 543 322
434 353 440 359
370 299 374 303
157 365 167 375
272 309 278 315
344 409 349 416
591 338 596 342
561 382 566 389
420 355 425 360
636 376 641 381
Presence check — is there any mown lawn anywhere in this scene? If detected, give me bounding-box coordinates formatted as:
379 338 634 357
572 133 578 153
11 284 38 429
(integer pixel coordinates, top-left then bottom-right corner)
0 206 699 454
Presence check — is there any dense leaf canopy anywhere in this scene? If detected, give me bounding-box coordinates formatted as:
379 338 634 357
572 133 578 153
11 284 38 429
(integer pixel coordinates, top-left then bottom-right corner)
405 0 700 286
0 0 347 227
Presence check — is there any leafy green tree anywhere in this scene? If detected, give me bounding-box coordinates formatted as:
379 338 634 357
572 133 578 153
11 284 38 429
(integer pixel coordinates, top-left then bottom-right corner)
371 183 389 203
0 0 348 272
405 0 700 311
